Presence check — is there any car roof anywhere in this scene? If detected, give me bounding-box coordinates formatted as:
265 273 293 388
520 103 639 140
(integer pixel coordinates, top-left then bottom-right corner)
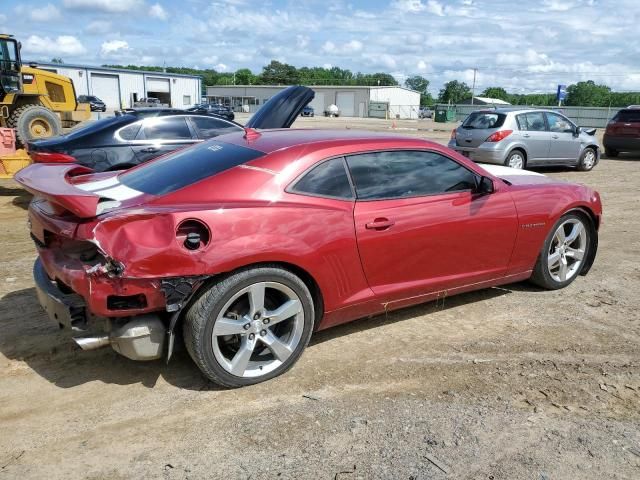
218 128 440 154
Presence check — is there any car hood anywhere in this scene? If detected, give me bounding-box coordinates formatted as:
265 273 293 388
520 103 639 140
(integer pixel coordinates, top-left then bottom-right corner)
245 85 314 129
479 164 560 186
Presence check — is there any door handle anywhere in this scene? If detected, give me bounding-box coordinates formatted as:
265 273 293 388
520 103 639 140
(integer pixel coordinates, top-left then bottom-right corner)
522 134 530 138
365 218 395 230
551 135 559 139
140 147 159 153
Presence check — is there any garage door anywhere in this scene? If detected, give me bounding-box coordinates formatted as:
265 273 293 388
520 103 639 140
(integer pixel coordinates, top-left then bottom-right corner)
309 92 324 114
336 92 355 116
90 74 120 109
146 77 170 93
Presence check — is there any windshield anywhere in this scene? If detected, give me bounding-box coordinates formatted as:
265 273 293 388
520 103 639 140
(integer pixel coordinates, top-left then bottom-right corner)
462 112 506 129
119 139 265 196
614 110 640 122
0 38 20 72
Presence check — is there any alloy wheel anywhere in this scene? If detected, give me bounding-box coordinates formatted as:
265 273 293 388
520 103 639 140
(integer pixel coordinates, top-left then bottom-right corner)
211 281 304 378
547 218 587 282
582 149 596 170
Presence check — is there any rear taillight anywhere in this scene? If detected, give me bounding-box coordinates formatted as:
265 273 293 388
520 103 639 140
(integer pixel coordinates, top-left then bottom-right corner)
450 128 457 140
30 152 77 163
485 130 513 142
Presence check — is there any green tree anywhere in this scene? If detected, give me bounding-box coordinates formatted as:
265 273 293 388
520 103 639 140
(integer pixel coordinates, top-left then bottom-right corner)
405 75 429 92
438 80 471 103
259 60 299 85
234 68 257 85
480 87 509 101
51 57 64 64
565 80 611 107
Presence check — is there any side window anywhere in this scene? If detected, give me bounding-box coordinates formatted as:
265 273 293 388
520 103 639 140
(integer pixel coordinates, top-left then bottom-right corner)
546 112 573 133
117 122 142 141
291 158 353 199
190 116 239 139
346 150 477 200
518 112 546 131
141 117 192 140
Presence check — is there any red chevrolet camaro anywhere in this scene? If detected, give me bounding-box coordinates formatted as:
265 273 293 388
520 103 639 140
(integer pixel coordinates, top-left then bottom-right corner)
16 87 602 387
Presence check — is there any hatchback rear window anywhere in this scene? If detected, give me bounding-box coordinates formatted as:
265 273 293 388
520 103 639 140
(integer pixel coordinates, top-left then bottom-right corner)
119 140 264 195
461 112 506 129
613 110 640 122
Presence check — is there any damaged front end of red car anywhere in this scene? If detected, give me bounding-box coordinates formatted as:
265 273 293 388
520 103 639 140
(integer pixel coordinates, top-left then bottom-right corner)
17 163 209 362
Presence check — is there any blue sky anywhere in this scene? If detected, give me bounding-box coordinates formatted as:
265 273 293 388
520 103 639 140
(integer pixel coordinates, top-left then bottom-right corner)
3 0 640 93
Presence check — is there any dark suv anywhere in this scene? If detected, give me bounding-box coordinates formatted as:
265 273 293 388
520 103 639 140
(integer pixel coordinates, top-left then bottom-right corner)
78 95 106 112
603 107 640 157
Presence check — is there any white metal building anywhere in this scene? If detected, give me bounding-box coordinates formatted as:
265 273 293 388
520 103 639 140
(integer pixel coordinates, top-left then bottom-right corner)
205 85 421 119
32 62 202 110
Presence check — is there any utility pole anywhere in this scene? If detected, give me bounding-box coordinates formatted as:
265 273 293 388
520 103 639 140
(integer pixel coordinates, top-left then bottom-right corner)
471 68 477 105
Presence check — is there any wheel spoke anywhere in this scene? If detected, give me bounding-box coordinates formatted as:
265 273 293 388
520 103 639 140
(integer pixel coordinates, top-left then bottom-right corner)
213 317 247 336
558 258 568 281
548 251 561 269
248 282 265 316
266 299 302 326
229 337 257 376
565 247 584 261
565 223 584 245
261 330 293 362
554 226 566 244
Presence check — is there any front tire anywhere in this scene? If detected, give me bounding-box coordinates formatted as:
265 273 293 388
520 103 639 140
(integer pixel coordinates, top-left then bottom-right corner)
8 104 63 146
183 266 315 388
505 150 525 169
530 213 591 290
577 147 597 171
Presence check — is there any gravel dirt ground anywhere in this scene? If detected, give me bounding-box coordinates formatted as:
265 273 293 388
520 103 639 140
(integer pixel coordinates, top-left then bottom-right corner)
0 116 639 479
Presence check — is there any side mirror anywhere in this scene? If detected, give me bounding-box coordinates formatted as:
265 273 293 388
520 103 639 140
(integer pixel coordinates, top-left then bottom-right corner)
476 176 494 195
573 126 581 136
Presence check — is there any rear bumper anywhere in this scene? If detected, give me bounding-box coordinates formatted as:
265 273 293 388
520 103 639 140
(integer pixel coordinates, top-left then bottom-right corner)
448 140 506 165
36 248 167 319
603 134 640 151
34 258 87 329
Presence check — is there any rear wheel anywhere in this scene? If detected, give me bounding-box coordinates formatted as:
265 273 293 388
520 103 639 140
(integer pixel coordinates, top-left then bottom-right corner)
577 147 597 171
183 266 315 387
530 213 590 290
505 150 525 169
7 104 63 147
604 147 618 158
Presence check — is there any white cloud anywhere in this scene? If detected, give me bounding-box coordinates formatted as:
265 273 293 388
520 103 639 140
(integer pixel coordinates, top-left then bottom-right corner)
149 3 168 20
203 55 219 65
101 40 129 56
63 0 144 13
85 20 112 35
296 35 310 49
392 0 426 12
23 35 86 56
215 63 229 71
426 0 445 16
322 39 363 54
15 3 61 22
0 14 6 23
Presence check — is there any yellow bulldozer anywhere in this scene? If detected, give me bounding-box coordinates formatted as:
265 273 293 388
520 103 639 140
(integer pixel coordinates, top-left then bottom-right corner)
0 33 90 147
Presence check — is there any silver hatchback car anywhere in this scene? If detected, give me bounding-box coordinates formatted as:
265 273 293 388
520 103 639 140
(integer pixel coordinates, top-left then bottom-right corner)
448 108 601 170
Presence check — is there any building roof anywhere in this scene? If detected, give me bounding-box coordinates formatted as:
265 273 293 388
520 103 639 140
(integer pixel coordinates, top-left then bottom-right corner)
206 84 419 93
464 96 511 105
26 61 202 79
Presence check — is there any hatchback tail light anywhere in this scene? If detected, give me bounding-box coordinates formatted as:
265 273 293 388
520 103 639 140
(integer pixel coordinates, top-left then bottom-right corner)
450 128 457 140
485 130 513 142
30 152 77 163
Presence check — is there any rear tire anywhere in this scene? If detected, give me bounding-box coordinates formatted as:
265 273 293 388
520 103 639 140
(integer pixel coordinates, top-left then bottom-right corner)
7 104 63 147
504 150 526 169
183 266 315 388
530 212 591 290
604 147 618 158
577 147 597 171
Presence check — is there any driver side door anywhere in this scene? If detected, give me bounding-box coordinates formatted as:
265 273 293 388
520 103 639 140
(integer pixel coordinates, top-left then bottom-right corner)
348 150 519 305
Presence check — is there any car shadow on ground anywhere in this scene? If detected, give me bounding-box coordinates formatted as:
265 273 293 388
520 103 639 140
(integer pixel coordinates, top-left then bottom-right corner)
0 282 535 391
0 185 32 210
601 153 640 162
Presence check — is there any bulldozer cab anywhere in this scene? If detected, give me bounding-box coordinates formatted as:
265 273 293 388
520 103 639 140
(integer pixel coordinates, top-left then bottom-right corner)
0 35 22 98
